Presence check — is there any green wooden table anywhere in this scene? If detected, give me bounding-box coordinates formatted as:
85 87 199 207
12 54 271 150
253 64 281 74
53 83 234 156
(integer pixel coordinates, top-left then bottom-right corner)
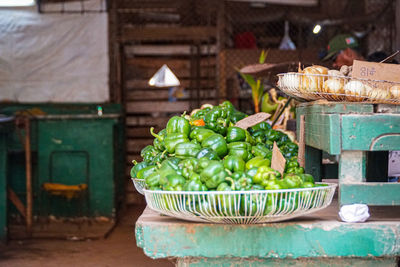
296 102 400 206
136 200 400 266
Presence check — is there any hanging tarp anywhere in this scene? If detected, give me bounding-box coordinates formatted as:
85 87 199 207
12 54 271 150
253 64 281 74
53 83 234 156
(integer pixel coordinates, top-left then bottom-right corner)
0 1 108 103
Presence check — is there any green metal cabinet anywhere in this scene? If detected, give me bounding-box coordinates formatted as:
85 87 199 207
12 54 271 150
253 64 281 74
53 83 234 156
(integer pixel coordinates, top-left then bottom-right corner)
0 116 14 242
296 102 400 206
37 118 118 217
0 104 124 242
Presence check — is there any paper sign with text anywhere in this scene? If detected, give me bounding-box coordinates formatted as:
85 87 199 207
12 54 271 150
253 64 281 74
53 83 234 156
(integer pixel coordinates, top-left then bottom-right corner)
235 112 270 129
352 60 400 83
271 142 286 177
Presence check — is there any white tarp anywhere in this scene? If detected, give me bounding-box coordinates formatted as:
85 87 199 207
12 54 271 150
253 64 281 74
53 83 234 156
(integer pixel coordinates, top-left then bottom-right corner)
0 1 109 103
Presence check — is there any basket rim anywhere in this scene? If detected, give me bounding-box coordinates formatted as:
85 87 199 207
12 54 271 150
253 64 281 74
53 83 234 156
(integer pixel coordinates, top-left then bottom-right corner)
277 72 400 85
143 182 337 195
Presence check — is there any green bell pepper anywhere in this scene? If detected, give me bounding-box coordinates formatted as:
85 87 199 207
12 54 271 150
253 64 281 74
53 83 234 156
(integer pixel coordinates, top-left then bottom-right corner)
151 126 190 154
245 167 258 179
204 106 229 135
200 160 228 189
251 143 272 159
166 115 191 136
264 179 286 190
245 156 271 170
152 150 168 164
245 130 255 145
250 121 271 133
251 130 266 144
201 134 228 158
234 176 252 191
230 110 247 124
145 171 163 188
189 127 215 143
283 173 303 189
299 173 315 184
184 179 207 191
163 173 186 191
179 158 199 179
196 147 220 160
163 133 190 154
226 126 246 143
253 166 278 186
152 129 166 151
286 166 305 175
140 145 158 163
130 161 149 178
136 165 157 180
174 142 201 159
227 141 252 161
223 155 245 173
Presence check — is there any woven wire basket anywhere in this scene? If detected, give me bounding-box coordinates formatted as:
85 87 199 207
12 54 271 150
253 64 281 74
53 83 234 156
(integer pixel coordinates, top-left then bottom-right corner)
132 178 146 195
277 72 400 104
143 183 337 224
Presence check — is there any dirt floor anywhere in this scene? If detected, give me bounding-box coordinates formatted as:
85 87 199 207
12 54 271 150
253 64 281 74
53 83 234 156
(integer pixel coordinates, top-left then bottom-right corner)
0 205 175 267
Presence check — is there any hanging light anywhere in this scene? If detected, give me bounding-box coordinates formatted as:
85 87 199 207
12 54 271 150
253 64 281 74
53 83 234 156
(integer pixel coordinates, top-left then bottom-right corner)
148 64 180 88
313 24 322 34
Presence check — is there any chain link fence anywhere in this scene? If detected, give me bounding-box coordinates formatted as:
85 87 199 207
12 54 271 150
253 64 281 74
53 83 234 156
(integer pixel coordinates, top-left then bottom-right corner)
218 0 397 113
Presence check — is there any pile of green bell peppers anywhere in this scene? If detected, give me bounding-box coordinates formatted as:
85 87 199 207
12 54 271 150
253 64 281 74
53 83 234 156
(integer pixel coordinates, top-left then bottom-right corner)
131 100 318 196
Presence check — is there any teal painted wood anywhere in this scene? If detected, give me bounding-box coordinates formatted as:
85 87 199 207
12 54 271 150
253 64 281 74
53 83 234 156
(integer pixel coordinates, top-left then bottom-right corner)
176 257 398 267
0 132 7 243
341 114 400 151
37 119 116 217
338 151 366 183
135 210 400 259
297 102 374 115
303 113 341 155
340 183 400 205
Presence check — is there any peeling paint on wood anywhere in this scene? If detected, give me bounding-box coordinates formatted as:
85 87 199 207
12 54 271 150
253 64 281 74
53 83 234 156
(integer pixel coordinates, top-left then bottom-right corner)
135 208 400 260
176 257 398 267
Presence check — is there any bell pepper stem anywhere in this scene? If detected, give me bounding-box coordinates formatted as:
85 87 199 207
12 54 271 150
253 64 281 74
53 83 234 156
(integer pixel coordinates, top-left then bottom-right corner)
150 127 164 141
225 177 236 190
132 160 138 165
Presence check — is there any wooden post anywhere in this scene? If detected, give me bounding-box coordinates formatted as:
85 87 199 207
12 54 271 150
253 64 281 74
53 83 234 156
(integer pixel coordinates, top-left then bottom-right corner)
298 115 305 168
24 117 32 236
396 0 400 56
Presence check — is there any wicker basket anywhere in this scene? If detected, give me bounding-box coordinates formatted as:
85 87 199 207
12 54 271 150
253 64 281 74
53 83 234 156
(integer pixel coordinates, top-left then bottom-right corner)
277 72 400 104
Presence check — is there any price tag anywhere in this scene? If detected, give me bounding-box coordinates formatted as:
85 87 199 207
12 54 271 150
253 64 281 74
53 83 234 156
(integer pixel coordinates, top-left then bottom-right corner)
352 60 400 83
235 112 270 129
271 142 286 177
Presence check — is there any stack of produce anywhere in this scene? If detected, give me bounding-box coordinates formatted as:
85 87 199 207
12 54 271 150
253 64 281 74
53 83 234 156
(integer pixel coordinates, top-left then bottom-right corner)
278 65 400 103
131 101 318 193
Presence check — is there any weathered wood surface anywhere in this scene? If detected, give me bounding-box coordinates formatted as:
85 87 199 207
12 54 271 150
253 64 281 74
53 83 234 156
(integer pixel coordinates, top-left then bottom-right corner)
296 102 374 115
298 102 400 207
341 114 400 151
125 45 217 56
120 26 216 42
300 113 341 155
340 183 400 206
338 151 366 183
136 200 400 260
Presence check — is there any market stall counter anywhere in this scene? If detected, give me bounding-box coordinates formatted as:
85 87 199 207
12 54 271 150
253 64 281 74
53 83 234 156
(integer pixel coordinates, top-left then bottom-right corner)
296 102 400 206
135 198 400 266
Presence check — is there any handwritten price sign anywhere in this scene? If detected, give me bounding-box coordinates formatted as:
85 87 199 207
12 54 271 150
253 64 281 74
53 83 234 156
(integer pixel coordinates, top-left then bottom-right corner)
352 60 400 83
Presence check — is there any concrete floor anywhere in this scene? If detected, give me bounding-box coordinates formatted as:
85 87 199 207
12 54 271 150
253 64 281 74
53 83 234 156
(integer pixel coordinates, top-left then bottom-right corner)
0 205 174 267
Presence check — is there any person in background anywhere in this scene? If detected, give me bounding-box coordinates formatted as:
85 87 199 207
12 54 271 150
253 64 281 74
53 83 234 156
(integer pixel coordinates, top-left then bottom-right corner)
321 34 399 182
321 34 364 69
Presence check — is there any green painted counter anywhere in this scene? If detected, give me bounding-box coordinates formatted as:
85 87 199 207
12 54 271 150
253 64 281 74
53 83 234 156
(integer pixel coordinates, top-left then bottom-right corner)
135 196 400 266
296 102 400 206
